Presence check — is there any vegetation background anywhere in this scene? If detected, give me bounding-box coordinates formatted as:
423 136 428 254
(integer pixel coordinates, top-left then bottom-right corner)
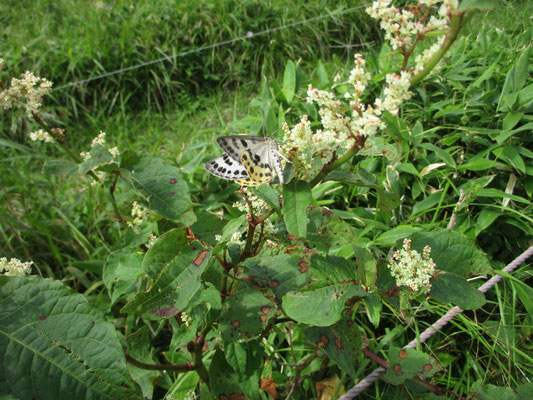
1 0 532 399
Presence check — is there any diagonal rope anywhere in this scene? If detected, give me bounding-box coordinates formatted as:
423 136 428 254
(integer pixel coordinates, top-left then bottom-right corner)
53 4 370 91
339 245 533 399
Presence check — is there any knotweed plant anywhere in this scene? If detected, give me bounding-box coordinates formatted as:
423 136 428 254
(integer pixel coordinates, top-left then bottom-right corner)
1 1 516 399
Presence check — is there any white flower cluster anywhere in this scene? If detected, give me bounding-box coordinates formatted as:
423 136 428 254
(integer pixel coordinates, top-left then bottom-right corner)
146 234 158 249
127 201 148 232
388 238 436 292
180 312 193 327
282 0 457 182
0 257 33 277
366 0 456 52
232 187 270 215
29 129 55 143
283 54 412 180
0 71 52 116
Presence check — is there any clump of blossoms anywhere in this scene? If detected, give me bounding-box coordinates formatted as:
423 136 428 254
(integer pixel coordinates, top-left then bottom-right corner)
388 238 436 292
283 0 457 181
29 129 55 143
80 131 120 161
0 257 33 277
127 201 149 232
0 70 52 116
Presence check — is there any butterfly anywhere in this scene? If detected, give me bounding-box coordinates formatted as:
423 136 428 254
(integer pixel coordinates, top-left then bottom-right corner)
205 135 287 186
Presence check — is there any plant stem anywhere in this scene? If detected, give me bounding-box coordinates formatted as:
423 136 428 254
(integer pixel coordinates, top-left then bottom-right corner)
189 330 210 385
410 12 465 86
309 135 366 188
32 113 82 164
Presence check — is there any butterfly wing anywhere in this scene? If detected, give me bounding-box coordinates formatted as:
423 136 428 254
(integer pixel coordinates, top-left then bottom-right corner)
240 146 275 185
216 135 266 162
205 153 250 181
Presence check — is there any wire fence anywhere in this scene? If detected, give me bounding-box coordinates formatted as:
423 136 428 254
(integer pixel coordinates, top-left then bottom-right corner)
53 4 371 91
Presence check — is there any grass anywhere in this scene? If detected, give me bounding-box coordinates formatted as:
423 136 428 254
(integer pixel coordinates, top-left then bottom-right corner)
1 0 532 399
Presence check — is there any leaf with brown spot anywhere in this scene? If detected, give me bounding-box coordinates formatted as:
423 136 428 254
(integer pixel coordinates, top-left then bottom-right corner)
384 347 441 385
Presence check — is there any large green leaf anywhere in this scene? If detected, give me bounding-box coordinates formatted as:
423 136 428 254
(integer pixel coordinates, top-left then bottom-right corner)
408 229 492 276
283 180 312 238
0 277 140 400
121 229 211 319
306 207 360 252
208 349 246 398
383 347 441 385
43 160 80 176
219 284 277 342
430 273 486 310
243 254 311 300
126 155 194 225
282 284 367 326
304 317 363 377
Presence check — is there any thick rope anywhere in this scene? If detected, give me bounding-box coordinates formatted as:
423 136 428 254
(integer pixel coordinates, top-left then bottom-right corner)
339 245 533 399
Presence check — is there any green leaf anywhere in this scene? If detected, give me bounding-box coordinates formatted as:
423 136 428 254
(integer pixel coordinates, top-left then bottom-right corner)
79 143 115 173
431 272 486 310
125 327 160 400
164 372 200 400
517 382 533 400
383 347 441 385
121 229 211 318
418 143 456 167
412 191 443 215
304 317 363 377
224 341 264 398
374 225 420 247
409 229 492 275
219 284 276 342
458 0 501 12
219 214 247 243
475 209 502 236
282 60 296 104
459 158 504 171
126 155 194 225
103 246 144 304
282 284 367 326
0 277 140 399
43 160 80 176
470 380 517 400
190 212 226 246
307 207 359 252
492 146 526 173
364 292 382 327
317 60 329 87
209 349 245 398
283 180 312 238
251 185 281 211
243 254 310 300
502 112 523 131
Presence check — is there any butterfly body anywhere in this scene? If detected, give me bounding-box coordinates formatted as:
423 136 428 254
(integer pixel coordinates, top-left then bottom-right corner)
206 135 285 186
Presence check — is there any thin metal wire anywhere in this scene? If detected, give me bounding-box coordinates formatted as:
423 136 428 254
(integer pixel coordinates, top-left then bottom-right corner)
339 245 533 399
53 5 370 91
